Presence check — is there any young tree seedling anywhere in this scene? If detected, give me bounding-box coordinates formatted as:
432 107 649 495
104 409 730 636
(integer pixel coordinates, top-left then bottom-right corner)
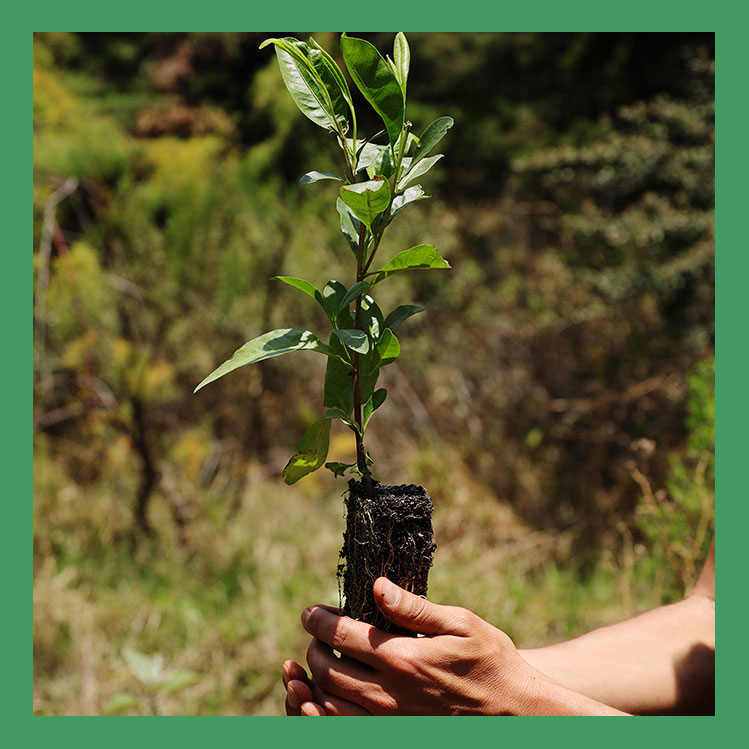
195 32 453 501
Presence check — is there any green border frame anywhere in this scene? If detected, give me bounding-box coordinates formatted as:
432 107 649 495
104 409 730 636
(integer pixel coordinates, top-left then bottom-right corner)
12 0 738 743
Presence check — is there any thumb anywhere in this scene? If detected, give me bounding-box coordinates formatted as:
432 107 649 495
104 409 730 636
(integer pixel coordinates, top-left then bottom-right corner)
373 577 472 636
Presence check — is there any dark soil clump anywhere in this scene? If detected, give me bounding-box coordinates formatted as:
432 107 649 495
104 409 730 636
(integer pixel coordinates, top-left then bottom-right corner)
338 479 436 635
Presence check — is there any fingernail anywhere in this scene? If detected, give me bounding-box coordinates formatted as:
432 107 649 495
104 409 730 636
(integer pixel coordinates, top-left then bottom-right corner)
380 578 401 608
287 684 300 709
301 608 311 627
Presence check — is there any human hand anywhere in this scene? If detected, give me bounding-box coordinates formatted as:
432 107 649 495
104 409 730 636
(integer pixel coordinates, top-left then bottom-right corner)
282 659 325 716
282 657 371 716
301 578 535 715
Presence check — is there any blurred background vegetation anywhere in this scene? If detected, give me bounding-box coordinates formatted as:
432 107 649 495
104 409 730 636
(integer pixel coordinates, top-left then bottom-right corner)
33 32 714 715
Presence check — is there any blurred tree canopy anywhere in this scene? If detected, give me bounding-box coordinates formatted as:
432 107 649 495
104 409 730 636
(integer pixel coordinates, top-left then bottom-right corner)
33 30 713 562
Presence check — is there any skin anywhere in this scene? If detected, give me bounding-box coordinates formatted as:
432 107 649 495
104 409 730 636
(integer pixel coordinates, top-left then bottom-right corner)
282 539 714 716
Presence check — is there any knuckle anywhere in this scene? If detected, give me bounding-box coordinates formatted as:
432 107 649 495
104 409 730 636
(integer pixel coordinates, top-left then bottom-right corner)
306 606 325 633
307 645 334 691
330 622 349 652
390 643 420 677
408 595 428 624
452 607 475 631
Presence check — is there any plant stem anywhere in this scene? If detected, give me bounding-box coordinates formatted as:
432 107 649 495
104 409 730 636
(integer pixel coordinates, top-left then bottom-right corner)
362 122 411 275
353 222 374 497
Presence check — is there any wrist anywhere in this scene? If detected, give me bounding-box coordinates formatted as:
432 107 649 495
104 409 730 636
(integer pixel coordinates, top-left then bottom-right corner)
508 663 629 716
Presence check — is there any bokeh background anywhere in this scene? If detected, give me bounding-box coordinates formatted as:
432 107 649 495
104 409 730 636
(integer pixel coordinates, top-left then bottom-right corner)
33 32 714 715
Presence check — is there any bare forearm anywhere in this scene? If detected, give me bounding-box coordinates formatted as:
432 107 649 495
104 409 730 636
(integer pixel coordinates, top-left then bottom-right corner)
515 670 630 715
519 594 715 715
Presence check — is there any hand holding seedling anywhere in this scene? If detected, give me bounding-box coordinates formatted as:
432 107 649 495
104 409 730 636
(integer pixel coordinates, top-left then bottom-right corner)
283 539 714 715
284 578 627 716
196 32 447 630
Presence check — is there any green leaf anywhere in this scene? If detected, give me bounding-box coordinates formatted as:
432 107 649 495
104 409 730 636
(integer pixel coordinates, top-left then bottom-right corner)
300 171 343 184
103 693 139 715
411 116 454 167
261 38 343 132
388 185 428 223
398 154 443 190
366 146 397 180
358 328 398 403
363 388 387 431
123 647 163 685
395 132 418 161
325 461 355 478
282 418 331 484
346 138 387 173
337 198 362 259
324 407 350 421
340 34 404 145
324 334 354 415
271 276 325 310
322 280 351 325
384 304 424 330
307 37 354 114
334 328 370 354
368 245 451 286
339 179 391 233
159 670 200 694
339 280 372 310
194 329 338 393
358 355 380 405
361 294 384 340
393 33 410 96
376 329 400 366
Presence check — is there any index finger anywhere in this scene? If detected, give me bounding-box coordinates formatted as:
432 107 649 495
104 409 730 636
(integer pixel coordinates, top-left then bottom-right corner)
301 605 402 670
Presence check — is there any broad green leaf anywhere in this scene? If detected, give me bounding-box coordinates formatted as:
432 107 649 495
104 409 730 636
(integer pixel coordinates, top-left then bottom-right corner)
386 56 400 88
337 198 362 259
339 280 372 310
194 329 337 392
366 146 397 180
358 351 380 405
388 185 428 223
300 171 343 184
340 179 391 233
261 38 342 132
346 138 387 173
398 154 444 190
395 133 418 161
282 418 331 484
324 334 354 415
160 670 200 694
363 388 387 431
340 34 404 145
123 647 163 685
103 693 139 715
376 328 400 366
325 461 355 478
393 33 410 96
358 328 398 403
271 276 325 311
334 328 370 354
411 116 454 167
308 37 354 114
322 280 351 325
384 304 424 330
324 407 351 421
361 294 384 340
368 245 451 286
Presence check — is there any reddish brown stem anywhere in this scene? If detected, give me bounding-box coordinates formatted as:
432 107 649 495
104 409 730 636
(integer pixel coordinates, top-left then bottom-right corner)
353 223 374 497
